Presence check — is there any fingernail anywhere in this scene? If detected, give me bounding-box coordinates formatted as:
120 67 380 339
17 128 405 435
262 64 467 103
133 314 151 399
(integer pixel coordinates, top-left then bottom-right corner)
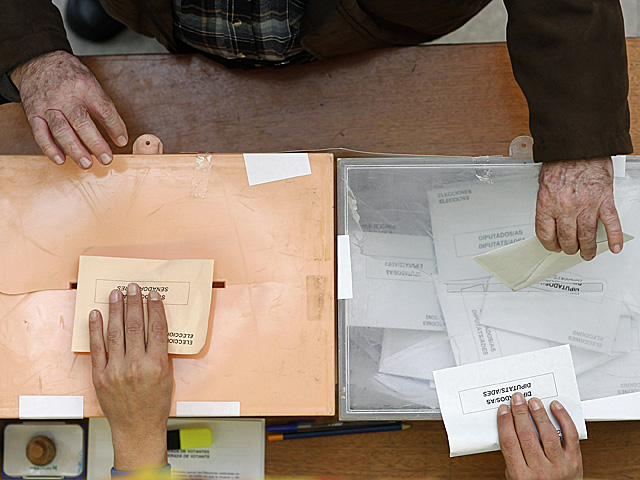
613 244 622 254
79 157 92 169
110 290 119 303
551 400 564 410
53 155 64 165
512 392 525 405
149 290 160 301
529 398 542 411
89 310 99 322
583 255 594 261
128 283 138 295
100 153 112 165
117 135 127 147
498 404 510 416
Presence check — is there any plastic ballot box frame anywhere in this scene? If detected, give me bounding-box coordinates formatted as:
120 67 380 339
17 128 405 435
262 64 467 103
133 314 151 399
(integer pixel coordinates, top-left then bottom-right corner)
0 153 335 417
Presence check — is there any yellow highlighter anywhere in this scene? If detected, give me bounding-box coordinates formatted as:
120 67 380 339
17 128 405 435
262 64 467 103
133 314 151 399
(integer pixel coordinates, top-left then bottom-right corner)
167 428 213 450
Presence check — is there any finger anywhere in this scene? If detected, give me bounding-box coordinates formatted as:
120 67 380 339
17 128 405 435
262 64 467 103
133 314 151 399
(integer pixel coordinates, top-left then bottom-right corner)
85 90 128 147
124 283 146 359
535 211 561 252
556 216 579 255
510 392 546 467
64 104 113 165
576 212 598 261
550 401 581 456
599 199 624 254
89 309 107 372
44 109 93 169
107 289 125 360
29 116 65 165
497 404 527 471
146 290 169 358
528 398 564 463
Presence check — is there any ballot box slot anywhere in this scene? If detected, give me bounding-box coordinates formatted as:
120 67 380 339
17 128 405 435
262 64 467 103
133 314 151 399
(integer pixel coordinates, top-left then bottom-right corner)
69 281 227 289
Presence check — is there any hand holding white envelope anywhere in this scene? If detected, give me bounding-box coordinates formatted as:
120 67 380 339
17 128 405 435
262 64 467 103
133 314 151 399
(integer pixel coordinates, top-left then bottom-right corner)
433 345 587 457
472 222 633 291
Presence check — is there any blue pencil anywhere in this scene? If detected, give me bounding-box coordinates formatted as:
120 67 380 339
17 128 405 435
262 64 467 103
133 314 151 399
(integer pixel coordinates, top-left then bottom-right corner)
268 423 410 441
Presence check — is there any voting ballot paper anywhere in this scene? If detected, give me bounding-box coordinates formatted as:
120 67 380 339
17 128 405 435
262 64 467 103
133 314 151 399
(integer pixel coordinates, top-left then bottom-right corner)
349 232 445 330
433 345 587 457
426 174 538 282
73 256 214 355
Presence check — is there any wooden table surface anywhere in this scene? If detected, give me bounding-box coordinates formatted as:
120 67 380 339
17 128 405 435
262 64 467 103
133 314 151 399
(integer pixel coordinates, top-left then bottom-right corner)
2 39 640 479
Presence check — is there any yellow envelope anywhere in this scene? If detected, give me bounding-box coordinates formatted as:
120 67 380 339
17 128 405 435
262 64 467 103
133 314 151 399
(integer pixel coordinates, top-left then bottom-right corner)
73 256 214 355
473 223 634 291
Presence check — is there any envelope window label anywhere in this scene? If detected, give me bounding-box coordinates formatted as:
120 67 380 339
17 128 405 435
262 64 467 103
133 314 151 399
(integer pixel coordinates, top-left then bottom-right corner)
459 372 558 414
95 279 191 305
453 224 534 258
366 256 435 282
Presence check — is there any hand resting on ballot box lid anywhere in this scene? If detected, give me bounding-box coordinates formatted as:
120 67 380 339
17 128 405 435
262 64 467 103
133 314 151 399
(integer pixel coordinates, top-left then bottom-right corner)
498 392 583 480
89 283 173 472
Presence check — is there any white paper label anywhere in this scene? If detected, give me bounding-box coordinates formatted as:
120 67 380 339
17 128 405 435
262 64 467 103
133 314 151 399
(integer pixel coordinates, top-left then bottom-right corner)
176 401 241 417
19 396 84 419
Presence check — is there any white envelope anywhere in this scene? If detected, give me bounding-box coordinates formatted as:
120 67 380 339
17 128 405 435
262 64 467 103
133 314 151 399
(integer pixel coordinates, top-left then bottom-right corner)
472 223 634 291
378 330 456 381
576 322 640 401
373 372 440 408
349 232 445 330
434 280 551 365
479 260 627 354
433 345 587 457
427 174 538 281
433 280 617 378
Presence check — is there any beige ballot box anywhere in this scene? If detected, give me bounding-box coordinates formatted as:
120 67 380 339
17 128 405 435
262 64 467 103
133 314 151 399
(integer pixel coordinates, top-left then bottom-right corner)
0 152 335 417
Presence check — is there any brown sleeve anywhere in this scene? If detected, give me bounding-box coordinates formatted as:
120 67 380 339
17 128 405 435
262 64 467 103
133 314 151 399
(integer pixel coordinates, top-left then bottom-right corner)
504 0 632 162
0 0 72 104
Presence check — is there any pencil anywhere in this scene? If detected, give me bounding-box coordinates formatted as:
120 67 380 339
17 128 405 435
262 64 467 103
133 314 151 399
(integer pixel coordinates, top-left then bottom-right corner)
268 423 410 441
267 420 400 433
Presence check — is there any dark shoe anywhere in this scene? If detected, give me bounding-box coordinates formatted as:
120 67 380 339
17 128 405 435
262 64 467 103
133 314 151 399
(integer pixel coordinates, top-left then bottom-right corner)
66 0 126 42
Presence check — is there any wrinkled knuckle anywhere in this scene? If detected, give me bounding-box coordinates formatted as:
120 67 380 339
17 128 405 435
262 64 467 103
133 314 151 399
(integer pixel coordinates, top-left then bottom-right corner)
96 101 116 122
107 328 122 342
501 436 519 451
46 111 67 133
511 406 529 418
518 435 538 452
149 321 167 335
68 106 91 128
125 321 144 335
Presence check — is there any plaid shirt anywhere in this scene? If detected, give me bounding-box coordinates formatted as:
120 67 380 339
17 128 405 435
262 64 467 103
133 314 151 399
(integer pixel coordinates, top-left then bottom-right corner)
172 0 309 65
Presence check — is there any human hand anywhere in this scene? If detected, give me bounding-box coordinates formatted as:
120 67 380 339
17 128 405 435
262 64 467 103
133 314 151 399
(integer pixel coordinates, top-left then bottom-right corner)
536 157 623 260
498 393 583 480
89 284 173 471
10 50 128 169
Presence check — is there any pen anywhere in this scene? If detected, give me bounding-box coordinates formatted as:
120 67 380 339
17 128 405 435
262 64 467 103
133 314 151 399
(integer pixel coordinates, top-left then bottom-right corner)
267 420 400 432
268 423 410 441
266 420 315 432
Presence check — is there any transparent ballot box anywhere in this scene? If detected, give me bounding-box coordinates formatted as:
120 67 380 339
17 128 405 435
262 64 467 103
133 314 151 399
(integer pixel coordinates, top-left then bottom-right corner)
337 154 640 420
